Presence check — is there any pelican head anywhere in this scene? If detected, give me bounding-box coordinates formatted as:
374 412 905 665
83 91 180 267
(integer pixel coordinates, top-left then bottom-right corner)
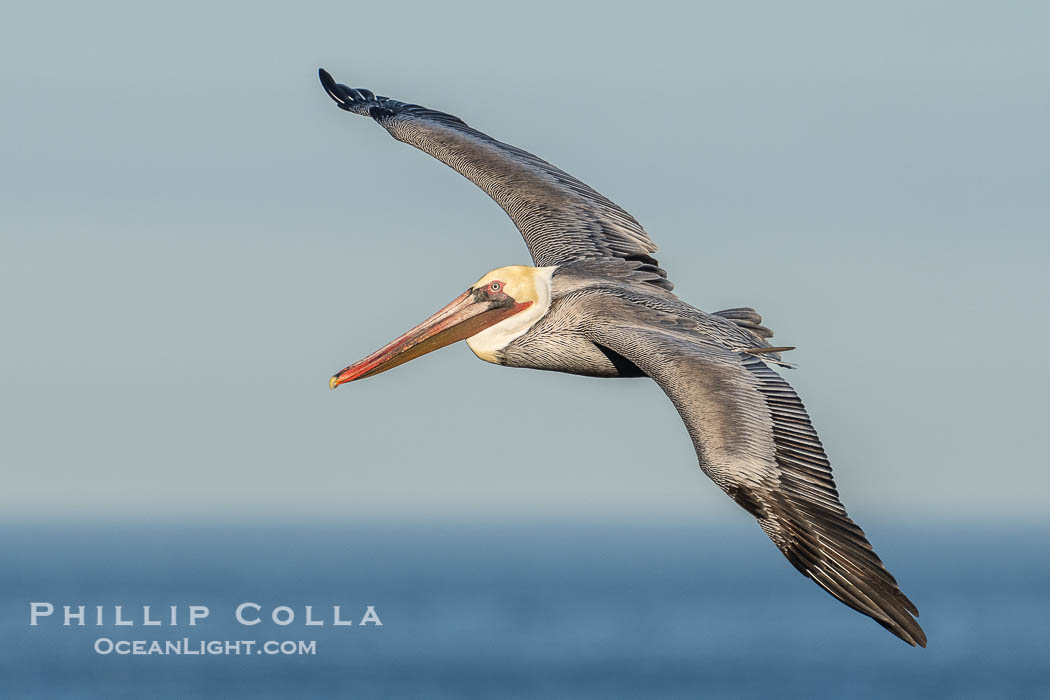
329 265 554 388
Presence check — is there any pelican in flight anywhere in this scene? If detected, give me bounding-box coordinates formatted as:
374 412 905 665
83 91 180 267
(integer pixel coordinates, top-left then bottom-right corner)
319 68 925 647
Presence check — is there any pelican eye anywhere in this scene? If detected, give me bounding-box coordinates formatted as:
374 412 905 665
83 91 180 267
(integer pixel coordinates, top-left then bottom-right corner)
489 281 502 292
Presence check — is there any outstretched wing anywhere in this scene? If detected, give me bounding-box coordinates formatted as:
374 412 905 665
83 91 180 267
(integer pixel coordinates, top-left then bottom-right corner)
589 316 925 646
318 69 670 289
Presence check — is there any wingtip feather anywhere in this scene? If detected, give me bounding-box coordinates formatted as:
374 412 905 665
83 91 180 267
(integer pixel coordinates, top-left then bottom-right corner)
318 68 341 103
319 68 356 109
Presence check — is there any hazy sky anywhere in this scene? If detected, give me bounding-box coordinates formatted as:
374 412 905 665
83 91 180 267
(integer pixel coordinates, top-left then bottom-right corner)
2 1 1047 522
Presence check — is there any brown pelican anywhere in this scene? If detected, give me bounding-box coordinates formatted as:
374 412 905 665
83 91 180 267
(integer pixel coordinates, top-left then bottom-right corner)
319 68 926 647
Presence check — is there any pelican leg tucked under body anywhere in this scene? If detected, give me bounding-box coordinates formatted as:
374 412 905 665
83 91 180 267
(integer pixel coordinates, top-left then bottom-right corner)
319 69 925 647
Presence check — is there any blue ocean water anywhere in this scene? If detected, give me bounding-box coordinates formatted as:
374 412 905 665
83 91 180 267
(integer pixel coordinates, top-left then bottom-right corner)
1 519 1047 698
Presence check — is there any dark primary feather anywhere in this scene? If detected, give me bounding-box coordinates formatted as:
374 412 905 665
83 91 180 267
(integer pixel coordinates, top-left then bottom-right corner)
572 293 925 647
318 68 671 289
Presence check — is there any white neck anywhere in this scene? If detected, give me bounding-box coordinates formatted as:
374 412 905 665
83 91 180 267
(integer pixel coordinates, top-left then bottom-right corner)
466 267 555 363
